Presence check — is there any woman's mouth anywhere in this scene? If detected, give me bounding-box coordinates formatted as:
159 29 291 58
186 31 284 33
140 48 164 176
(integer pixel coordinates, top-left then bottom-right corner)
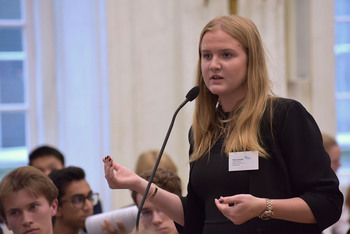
211 75 223 80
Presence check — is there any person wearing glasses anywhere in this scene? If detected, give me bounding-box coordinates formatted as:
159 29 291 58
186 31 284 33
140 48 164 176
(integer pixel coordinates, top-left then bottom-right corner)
48 166 98 234
0 166 58 234
28 145 103 215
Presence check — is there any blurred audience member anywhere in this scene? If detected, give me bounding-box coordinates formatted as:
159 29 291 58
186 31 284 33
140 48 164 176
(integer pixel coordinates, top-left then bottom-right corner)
134 150 177 175
29 145 65 176
49 166 98 234
100 150 180 234
131 168 181 234
322 133 349 234
322 133 342 173
29 145 103 214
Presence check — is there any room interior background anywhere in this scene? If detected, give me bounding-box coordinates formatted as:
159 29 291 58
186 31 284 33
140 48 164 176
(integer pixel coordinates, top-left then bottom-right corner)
0 0 347 211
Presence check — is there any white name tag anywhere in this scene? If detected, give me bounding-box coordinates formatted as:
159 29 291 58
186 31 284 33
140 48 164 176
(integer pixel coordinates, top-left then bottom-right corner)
228 151 259 171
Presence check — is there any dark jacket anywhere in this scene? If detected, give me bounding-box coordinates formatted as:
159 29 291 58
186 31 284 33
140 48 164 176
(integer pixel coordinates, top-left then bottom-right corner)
177 98 343 234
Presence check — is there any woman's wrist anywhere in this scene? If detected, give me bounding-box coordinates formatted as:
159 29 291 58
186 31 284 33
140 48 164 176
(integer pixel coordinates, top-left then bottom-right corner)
258 198 274 220
146 183 158 201
132 176 147 193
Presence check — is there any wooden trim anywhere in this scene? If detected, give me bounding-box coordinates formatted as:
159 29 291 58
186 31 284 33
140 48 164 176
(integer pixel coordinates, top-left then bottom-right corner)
229 0 238 15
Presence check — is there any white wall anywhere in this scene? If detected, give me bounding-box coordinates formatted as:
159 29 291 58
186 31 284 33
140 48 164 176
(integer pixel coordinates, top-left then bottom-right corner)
32 0 111 209
238 0 336 136
105 0 229 209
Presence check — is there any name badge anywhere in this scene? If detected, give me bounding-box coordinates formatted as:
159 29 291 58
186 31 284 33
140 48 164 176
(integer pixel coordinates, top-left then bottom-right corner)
228 151 259 171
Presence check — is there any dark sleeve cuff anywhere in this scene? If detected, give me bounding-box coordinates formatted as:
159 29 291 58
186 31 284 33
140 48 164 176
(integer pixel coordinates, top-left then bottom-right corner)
174 196 187 233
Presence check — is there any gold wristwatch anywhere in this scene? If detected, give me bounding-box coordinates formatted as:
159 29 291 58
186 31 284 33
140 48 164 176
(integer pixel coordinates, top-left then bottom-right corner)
259 198 274 220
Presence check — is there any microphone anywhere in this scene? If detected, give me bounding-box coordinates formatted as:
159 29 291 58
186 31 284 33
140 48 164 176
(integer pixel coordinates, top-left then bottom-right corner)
136 86 200 230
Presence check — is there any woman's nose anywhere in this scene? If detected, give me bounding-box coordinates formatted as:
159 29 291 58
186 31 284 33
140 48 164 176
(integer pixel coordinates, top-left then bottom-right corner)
209 56 221 71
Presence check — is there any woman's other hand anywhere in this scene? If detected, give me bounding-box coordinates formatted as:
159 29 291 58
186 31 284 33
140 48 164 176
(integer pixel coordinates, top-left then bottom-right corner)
215 194 266 225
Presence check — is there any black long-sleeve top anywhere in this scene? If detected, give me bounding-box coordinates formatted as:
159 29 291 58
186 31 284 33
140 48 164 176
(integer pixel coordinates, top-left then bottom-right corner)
177 98 343 234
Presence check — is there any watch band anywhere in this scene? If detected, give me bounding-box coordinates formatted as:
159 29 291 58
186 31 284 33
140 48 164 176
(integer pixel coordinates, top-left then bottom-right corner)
259 198 274 220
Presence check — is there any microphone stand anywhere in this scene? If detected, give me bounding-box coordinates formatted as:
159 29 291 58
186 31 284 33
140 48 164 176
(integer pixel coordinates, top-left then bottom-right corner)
135 98 190 230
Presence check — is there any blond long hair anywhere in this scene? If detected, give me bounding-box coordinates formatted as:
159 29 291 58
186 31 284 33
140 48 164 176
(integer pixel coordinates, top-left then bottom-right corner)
190 15 274 162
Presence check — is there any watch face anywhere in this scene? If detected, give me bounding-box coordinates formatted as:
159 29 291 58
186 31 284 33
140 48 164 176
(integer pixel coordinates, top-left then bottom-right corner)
260 210 274 220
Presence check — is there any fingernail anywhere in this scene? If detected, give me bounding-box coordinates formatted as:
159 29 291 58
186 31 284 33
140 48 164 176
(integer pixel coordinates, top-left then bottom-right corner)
219 198 224 203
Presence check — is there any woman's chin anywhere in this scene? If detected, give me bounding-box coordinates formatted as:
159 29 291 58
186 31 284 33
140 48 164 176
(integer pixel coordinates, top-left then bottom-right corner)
209 88 226 98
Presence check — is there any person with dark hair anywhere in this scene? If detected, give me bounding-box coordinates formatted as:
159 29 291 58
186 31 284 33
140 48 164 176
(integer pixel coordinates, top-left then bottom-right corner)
49 166 98 234
0 166 58 234
29 145 65 176
103 15 343 233
29 145 103 215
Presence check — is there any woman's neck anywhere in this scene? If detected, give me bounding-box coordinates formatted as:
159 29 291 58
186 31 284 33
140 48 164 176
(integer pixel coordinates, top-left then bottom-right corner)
219 95 244 112
218 87 246 112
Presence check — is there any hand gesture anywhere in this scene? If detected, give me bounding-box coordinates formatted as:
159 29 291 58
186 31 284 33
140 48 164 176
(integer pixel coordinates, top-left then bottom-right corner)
103 155 139 190
214 194 265 225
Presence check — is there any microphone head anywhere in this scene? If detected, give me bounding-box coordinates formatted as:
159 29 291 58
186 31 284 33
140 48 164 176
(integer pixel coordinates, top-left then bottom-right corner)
185 86 200 102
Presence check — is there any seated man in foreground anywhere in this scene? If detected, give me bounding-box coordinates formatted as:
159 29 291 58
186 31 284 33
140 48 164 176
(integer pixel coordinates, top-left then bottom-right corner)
0 166 58 234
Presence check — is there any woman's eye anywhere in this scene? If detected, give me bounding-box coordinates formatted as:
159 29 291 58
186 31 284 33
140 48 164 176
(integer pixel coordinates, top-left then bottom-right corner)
202 53 212 59
223 52 232 58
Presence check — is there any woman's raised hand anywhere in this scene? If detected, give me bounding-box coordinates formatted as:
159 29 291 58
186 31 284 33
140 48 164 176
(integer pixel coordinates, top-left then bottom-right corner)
103 155 140 190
